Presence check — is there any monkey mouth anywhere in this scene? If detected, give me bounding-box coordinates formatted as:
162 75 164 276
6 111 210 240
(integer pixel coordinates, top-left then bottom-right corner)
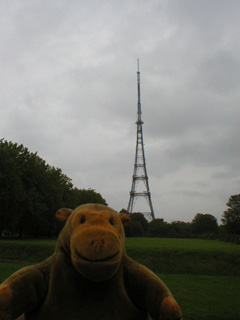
74 247 120 263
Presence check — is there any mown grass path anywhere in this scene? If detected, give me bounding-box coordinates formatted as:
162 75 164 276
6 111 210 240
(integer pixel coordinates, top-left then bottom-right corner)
0 238 239 320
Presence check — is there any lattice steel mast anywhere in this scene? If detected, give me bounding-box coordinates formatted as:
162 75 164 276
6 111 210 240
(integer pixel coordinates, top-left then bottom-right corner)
127 60 155 221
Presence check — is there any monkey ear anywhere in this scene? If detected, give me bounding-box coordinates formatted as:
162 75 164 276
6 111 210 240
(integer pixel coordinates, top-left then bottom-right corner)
56 208 73 223
119 214 131 228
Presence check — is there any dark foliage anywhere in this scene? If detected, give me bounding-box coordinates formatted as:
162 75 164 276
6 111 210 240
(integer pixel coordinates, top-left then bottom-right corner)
121 210 220 239
0 139 107 237
191 213 218 234
221 194 240 235
121 195 240 243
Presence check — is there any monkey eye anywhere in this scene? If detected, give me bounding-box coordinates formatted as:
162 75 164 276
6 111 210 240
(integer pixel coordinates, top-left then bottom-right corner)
80 216 86 224
109 218 114 226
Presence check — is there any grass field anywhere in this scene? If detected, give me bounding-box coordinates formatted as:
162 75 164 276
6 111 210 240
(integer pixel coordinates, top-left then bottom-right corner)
126 237 240 253
0 238 239 320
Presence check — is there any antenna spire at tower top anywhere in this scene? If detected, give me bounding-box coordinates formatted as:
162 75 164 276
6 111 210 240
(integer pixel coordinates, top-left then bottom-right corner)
137 59 140 73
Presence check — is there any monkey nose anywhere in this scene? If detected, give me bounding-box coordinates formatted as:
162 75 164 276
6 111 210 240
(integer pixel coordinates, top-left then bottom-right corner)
90 239 105 249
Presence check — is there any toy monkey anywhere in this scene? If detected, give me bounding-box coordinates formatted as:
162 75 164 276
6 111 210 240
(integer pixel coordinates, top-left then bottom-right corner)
0 204 182 320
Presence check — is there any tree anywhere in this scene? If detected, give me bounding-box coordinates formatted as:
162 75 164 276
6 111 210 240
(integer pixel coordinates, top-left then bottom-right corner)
191 213 218 234
0 139 107 237
130 213 148 233
0 139 75 237
221 194 240 235
119 208 128 214
124 212 149 237
148 218 169 237
0 139 25 236
169 221 192 238
68 188 107 209
127 221 145 237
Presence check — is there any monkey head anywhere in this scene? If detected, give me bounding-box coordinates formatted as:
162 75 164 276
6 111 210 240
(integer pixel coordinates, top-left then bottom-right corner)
56 204 130 282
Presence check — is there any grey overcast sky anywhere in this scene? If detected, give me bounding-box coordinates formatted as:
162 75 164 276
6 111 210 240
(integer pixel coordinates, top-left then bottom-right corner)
1 0 239 222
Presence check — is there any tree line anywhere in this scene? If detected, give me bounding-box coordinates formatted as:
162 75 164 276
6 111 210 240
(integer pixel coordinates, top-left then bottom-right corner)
1 139 239 241
0 139 106 238
121 193 240 244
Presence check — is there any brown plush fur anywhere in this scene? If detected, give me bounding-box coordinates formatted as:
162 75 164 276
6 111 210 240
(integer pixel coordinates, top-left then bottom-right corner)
0 204 182 320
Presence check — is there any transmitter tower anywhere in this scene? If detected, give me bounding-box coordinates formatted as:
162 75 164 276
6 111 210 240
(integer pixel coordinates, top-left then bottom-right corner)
127 60 155 221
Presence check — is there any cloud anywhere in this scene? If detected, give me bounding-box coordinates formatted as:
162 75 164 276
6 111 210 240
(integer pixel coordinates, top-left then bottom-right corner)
0 0 239 223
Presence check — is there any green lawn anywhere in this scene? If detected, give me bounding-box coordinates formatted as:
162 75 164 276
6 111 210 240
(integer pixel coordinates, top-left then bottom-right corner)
0 238 239 320
126 237 240 254
126 238 240 276
160 274 240 320
0 262 29 283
